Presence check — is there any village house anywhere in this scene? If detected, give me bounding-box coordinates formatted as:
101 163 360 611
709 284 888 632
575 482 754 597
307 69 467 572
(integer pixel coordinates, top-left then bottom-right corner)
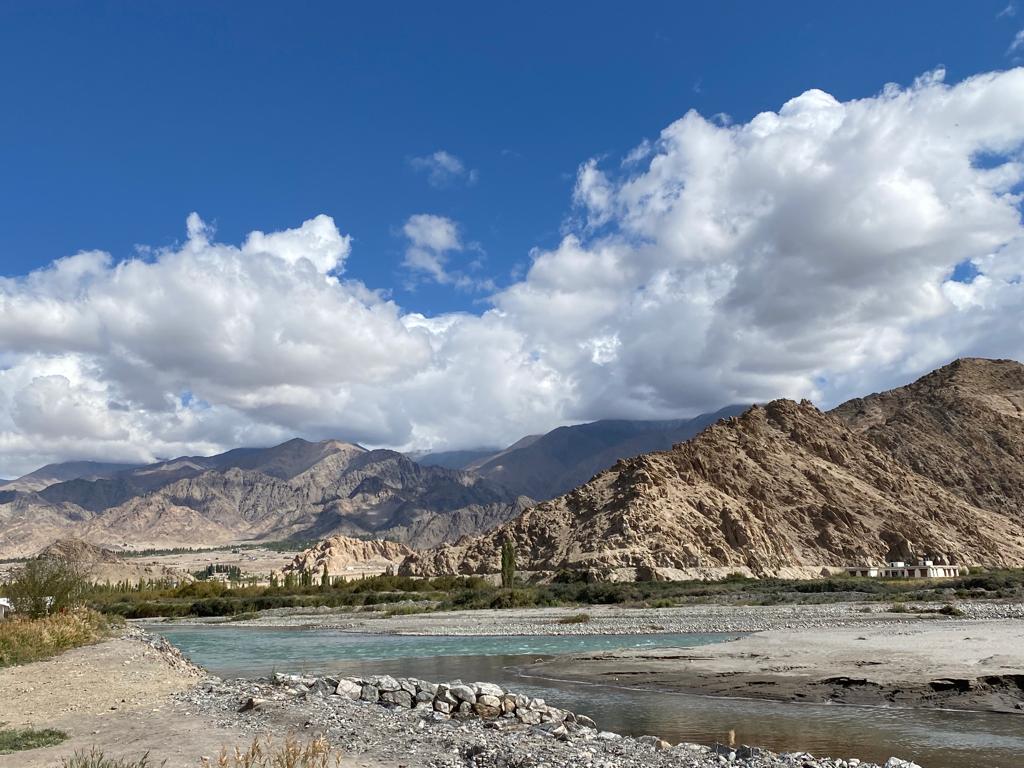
846 557 962 579
0 597 12 620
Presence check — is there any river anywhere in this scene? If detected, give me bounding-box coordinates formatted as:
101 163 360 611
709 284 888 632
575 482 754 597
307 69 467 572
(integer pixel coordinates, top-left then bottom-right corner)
151 624 1022 768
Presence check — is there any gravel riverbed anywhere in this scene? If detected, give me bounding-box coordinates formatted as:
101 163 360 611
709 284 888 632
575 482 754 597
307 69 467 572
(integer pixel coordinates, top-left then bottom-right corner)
162 600 1024 636
180 671 922 768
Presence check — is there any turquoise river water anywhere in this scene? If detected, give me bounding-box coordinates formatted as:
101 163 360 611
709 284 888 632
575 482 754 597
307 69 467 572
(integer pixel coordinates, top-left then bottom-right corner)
151 625 1022 768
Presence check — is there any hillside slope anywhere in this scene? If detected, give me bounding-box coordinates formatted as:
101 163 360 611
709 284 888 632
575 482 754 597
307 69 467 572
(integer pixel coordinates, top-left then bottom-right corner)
402 362 1024 579
832 357 1024 518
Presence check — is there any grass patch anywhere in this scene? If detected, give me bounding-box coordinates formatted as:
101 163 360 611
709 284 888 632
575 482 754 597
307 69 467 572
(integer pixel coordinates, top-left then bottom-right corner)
0 609 121 667
202 734 341 767
557 612 592 624
59 748 162 767
0 725 67 753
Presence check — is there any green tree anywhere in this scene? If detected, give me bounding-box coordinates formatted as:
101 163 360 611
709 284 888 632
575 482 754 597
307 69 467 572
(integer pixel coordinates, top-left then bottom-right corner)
320 564 330 590
500 540 516 589
5 558 88 618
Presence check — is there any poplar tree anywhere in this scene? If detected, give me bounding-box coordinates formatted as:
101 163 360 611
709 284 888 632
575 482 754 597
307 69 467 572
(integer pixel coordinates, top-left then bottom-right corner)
500 540 516 589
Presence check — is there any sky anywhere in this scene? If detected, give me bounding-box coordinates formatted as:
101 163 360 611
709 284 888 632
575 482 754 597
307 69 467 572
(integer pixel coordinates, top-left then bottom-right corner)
0 1 1023 476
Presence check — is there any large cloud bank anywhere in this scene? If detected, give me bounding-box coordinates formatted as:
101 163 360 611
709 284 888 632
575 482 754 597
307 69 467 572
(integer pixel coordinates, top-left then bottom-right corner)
2 68 1023 476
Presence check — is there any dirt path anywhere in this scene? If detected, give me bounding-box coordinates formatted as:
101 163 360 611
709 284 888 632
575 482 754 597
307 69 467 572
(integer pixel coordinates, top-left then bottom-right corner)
0 635 385 768
532 618 1024 713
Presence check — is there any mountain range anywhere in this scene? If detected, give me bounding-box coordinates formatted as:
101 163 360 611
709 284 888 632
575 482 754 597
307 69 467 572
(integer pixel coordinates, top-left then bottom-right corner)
416 405 748 500
0 439 530 557
0 410 745 559
401 358 1024 580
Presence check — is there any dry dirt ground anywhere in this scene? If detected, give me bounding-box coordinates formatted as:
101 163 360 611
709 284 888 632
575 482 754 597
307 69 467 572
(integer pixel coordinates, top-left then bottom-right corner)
0 637 386 768
128 546 297 580
532 618 1024 713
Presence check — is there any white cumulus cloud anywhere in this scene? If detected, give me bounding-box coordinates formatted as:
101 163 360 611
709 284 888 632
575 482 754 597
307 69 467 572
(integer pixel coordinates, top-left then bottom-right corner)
1 68 1023 476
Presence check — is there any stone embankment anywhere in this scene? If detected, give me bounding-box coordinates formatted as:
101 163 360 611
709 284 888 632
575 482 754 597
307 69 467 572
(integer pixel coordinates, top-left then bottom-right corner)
183 670 924 768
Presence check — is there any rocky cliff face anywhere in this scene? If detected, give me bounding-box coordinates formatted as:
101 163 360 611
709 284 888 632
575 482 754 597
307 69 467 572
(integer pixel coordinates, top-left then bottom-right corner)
402 360 1024 579
0 440 531 557
282 535 415 578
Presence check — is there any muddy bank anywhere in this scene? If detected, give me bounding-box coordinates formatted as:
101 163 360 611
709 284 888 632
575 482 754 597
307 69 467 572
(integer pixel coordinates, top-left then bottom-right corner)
523 619 1024 714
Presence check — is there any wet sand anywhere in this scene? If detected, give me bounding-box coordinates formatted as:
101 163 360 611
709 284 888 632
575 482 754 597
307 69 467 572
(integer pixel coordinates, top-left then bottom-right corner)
525 619 1024 714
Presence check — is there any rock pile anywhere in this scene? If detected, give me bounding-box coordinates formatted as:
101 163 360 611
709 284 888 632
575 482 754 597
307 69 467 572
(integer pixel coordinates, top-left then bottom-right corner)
271 673 598 738
185 669 926 768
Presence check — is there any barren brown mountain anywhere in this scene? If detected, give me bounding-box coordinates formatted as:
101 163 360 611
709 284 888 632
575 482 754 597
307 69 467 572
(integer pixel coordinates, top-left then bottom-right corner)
0 440 530 558
401 359 1024 580
832 357 1024 518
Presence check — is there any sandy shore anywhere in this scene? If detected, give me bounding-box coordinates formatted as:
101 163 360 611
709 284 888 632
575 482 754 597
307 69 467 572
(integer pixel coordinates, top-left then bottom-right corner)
0 631 385 768
524 619 1024 714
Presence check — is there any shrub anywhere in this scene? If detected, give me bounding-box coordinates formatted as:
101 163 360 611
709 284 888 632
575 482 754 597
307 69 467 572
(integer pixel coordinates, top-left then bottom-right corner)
59 748 162 768
5 558 89 618
202 734 342 768
938 603 965 616
0 609 117 667
0 725 67 753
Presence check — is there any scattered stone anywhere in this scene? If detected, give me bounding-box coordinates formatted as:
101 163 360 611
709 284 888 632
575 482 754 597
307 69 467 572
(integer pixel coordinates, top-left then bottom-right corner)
204 665 923 768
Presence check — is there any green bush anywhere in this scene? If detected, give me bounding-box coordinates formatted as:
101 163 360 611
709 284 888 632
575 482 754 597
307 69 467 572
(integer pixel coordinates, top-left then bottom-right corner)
4 558 88 618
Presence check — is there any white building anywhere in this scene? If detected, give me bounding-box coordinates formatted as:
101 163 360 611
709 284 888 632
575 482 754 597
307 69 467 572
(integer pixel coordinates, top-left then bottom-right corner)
0 597 12 620
846 558 962 579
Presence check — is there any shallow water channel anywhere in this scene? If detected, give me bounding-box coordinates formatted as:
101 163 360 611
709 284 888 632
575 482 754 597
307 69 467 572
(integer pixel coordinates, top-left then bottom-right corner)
152 625 1022 768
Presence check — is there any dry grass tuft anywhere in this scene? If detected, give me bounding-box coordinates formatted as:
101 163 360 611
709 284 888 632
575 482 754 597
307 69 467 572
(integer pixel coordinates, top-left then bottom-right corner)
202 734 342 768
60 747 163 767
0 609 120 667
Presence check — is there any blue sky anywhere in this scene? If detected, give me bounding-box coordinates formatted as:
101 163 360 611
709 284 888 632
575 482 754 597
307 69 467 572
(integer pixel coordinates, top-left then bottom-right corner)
1 2 1023 474
1 1 1020 315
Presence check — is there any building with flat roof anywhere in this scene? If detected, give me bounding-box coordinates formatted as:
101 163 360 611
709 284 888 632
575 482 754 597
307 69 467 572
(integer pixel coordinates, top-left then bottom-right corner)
846 557 962 579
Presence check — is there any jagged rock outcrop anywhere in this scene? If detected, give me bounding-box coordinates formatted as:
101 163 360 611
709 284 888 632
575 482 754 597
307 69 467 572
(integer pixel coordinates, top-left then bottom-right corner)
0 440 531 557
282 535 414 578
402 361 1024 579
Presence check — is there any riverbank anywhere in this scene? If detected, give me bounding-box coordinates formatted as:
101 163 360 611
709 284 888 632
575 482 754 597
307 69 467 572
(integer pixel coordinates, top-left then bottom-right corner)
182 667 921 768
147 598 1024 635
525 619 1024 714
0 628 231 767
0 625 932 768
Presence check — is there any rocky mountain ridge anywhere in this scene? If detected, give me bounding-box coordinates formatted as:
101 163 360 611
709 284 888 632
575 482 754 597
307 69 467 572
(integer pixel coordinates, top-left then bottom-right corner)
401 359 1024 580
0 440 530 558
417 406 748 501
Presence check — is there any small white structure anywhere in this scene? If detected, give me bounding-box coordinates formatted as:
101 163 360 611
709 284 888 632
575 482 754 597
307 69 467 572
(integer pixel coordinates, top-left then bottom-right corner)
0 597 12 620
847 557 962 579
